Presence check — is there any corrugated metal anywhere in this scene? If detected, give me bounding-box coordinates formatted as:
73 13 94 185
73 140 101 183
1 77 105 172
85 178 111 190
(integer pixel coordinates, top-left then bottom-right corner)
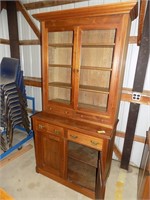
0 0 149 167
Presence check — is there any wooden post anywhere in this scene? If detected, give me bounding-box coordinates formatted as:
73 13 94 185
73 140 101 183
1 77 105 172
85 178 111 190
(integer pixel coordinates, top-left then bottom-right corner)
6 1 20 59
120 2 149 170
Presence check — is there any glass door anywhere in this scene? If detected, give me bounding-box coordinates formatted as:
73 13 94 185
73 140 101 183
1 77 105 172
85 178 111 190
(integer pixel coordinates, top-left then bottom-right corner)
48 31 73 105
79 29 116 112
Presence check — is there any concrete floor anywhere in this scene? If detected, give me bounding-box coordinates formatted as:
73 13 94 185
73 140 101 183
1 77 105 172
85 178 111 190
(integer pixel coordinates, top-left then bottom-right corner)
0 139 139 200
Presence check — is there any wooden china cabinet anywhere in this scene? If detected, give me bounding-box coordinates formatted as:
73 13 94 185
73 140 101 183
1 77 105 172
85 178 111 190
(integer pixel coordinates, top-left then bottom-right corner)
32 2 137 199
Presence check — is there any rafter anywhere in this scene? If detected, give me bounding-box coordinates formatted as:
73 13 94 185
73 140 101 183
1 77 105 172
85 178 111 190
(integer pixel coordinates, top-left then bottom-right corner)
23 0 87 10
0 1 6 12
137 0 147 45
16 1 40 39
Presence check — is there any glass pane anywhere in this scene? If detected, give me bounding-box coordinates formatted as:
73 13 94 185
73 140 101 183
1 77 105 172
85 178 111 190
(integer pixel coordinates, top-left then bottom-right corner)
48 31 73 105
79 29 116 111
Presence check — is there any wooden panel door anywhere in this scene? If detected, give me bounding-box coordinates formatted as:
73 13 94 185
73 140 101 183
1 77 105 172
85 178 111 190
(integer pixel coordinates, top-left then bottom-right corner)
35 130 64 177
48 31 74 106
79 28 116 112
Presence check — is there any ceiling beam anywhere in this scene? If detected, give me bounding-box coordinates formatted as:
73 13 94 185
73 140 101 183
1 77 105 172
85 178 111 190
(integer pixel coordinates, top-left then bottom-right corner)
23 0 87 10
0 1 6 12
16 1 41 39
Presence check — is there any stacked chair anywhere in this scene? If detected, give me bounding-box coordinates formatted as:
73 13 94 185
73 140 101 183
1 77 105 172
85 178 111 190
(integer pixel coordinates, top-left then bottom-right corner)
0 57 30 151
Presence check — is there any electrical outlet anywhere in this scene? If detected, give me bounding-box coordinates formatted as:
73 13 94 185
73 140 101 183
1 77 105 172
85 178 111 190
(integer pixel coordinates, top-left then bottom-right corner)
132 92 141 101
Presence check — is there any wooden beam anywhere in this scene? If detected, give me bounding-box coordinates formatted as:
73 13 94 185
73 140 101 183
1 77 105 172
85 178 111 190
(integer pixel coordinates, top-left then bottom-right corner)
121 88 150 105
16 1 41 39
113 144 122 160
137 0 147 46
129 36 137 44
24 76 42 87
0 39 40 45
0 144 33 168
6 1 20 59
0 38 9 45
23 0 87 10
19 39 40 45
116 131 146 144
121 2 149 170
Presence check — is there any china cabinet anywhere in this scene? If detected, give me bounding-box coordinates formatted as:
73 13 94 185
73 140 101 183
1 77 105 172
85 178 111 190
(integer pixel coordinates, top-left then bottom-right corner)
32 2 138 199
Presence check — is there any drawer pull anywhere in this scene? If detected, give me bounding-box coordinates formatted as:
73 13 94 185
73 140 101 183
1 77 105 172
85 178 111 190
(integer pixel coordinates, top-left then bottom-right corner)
70 134 78 139
54 129 60 135
90 140 99 146
97 130 105 134
38 124 45 129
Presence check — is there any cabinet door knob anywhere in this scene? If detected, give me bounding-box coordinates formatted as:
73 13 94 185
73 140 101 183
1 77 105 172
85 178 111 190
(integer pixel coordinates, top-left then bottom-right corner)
97 130 105 134
54 129 60 135
38 124 45 129
90 140 99 146
70 134 78 139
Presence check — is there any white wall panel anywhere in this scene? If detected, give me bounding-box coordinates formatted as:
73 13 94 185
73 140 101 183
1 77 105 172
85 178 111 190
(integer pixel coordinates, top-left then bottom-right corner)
75 1 89 8
123 44 139 88
0 9 9 38
0 9 10 61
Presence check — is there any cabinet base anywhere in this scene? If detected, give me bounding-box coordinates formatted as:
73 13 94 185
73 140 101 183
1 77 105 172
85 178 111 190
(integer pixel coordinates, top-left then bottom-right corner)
36 166 95 199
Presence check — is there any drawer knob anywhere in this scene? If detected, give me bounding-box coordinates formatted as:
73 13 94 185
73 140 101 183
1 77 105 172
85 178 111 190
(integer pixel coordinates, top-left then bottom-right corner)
90 140 99 146
54 129 60 135
38 124 45 129
97 130 105 134
70 134 78 139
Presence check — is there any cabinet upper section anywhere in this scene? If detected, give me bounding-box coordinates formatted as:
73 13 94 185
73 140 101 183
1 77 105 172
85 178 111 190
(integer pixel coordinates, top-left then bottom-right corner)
32 2 138 128
33 1 138 22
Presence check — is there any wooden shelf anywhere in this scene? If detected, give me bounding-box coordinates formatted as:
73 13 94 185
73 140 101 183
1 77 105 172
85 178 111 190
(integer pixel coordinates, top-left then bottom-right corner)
81 65 112 71
49 99 71 105
48 43 73 47
49 64 72 68
68 158 96 191
48 64 112 71
82 43 115 47
49 82 71 89
79 84 109 94
68 142 98 167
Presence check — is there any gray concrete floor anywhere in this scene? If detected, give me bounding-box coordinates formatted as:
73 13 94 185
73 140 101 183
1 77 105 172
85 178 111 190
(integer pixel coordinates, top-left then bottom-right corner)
0 139 139 200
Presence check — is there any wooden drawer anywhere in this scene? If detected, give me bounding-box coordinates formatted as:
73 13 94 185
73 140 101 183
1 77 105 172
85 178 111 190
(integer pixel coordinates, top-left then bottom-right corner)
47 124 64 137
36 120 48 132
36 120 64 137
68 130 103 151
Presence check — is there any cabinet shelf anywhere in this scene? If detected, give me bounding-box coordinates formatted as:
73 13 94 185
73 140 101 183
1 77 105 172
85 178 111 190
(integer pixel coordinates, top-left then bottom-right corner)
68 158 96 191
68 142 98 167
49 64 112 71
49 64 72 68
80 85 109 94
49 82 109 94
82 43 115 47
48 43 73 47
81 65 112 71
49 82 71 89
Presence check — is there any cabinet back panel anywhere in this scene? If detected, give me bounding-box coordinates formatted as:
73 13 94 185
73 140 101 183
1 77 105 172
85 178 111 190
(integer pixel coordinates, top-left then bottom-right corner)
82 29 116 43
48 31 73 44
78 91 108 110
49 47 73 65
48 86 71 103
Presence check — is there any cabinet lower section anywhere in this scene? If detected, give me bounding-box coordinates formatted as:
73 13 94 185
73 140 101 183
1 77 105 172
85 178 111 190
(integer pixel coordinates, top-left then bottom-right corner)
32 112 116 199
